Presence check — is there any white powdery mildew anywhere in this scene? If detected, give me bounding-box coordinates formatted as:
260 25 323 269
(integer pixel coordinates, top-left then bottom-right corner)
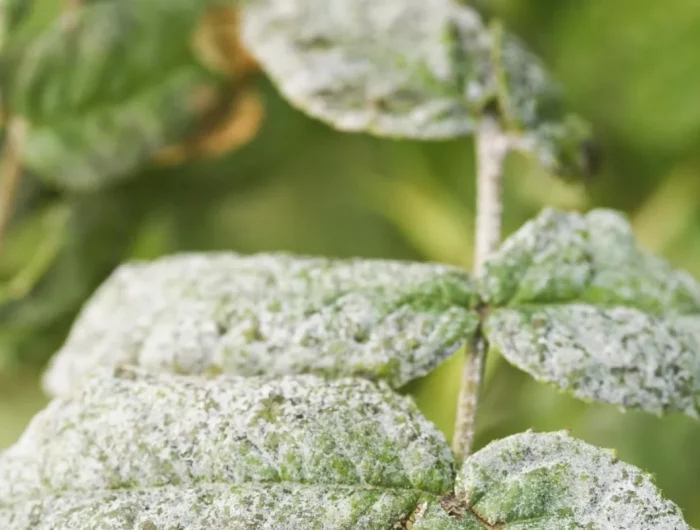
481 208 700 415
0 369 454 509
482 208 700 313
240 0 581 177
43 252 478 397
457 431 691 529
241 0 484 138
0 484 438 530
486 305 700 417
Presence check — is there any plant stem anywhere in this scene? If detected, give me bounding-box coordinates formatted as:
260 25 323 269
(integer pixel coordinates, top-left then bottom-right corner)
453 115 509 462
0 117 27 254
473 115 509 276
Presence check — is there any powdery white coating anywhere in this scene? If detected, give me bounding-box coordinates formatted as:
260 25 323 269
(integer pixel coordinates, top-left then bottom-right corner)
241 0 484 138
43 252 479 397
480 208 700 416
0 484 461 529
481 208 700 313
0 369 455 509
486 306 700 417
239 0 592 178
456 431 691 529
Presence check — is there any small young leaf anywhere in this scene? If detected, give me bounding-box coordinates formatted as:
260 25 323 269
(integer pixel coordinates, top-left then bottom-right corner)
7 1 219 190
482 208 700 416
241 0 594 178
0 190 146 371
0 368 458 528
456 430 691 529
43 253 479 396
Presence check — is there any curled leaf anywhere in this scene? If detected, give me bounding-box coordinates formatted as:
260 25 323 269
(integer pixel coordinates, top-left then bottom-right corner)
153 86 264 166
154 4 265 166
44 252 479 396
0 191 145 371
192 5 259 77
482 208 700 416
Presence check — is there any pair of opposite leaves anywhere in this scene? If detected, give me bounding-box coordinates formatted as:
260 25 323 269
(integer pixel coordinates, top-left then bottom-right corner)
3 0 593 191
1 208 697 528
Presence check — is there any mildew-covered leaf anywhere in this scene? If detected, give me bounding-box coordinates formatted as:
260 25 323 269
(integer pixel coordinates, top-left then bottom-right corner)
456 430 692 529
486 306 700 417
7 1 219 190
0 368 460 529
481 208 700 311
43 252 479 396
3 368 454 498
0 485 464 530
241 0 594 178
481 208 700 416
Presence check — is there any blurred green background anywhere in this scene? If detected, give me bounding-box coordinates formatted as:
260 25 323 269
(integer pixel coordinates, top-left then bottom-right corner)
2 0 700 525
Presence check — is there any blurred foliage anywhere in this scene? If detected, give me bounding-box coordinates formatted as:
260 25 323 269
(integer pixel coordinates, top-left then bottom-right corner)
1 0 700 525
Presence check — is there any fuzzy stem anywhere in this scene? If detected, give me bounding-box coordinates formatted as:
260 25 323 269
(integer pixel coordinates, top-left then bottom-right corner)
0 117 27 253
453 115 509 462
473 115 509 276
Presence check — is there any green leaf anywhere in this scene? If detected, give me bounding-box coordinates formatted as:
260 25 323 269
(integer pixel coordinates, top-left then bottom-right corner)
7 1 219 190
240 0 594 178
0 0 30 45
456 430 691 529
0 189 146 371
0 368 460 529
482 208 700 417
43 253 479 396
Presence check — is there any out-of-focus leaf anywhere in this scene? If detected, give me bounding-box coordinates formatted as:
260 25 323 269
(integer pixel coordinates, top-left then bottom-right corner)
555 0 700 158
0 189 145 371
0 203 68 304
43 253 479 396
192 5 259 77
0 368 459 528
7 1 221 190
482 208 700 417
154 86 264 166
155 5 265 166
241 0 594 178
456 430 691 529
0 0 30 47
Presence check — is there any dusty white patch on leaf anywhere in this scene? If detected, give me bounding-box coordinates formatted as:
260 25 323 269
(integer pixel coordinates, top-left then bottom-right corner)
481 208 700 312
1 368 455 506
43 252 479 396
457 431 692 529
0 368 466 529
482 208 700 416
0 484 462 530
240 0 593 178
486 306 700 417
